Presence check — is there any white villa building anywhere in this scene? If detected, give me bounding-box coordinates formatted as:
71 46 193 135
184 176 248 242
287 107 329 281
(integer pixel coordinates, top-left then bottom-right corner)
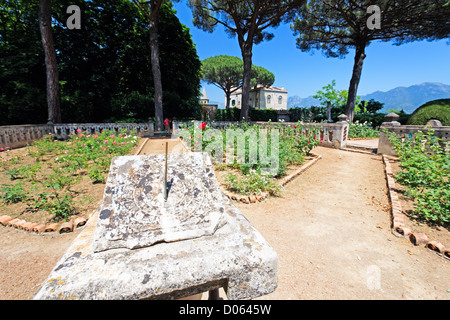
229 85 288 110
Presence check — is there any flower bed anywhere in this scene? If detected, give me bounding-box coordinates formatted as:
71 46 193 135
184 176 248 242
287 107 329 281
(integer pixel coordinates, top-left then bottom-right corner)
179 121 322 197
385 129 449 225
348 120 380 138
0 129 139 223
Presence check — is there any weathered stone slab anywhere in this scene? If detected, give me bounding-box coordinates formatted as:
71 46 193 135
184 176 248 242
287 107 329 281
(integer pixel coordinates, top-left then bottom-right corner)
93 153 226 251
33 152 278 300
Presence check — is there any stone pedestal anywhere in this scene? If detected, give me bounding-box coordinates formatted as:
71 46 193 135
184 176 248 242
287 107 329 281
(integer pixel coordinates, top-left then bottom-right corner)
378 113 401 155
33 153 278 300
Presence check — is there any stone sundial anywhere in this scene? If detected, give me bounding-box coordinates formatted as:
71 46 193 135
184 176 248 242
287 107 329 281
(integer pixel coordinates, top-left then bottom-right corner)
33 150 278 300
93 151 226 252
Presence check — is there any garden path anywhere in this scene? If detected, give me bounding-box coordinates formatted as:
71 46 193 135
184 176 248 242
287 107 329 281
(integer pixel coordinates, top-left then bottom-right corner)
0 138 448 300
346 138 379 151
239 146 449 299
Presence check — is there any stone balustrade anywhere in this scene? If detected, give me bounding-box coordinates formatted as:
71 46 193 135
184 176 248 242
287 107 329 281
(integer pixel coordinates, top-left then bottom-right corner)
173 115 350 149
53 122 153 140
0 122 153 150
377 113 450 155
0 124 53 150
1 116 354 151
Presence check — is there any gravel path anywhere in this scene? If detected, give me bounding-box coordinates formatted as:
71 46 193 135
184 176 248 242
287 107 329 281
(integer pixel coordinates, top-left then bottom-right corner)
238 146 449 299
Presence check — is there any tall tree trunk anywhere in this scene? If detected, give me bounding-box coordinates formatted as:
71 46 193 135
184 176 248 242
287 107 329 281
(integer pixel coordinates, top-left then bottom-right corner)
149 17 163 131
345 44 366 122
225 89 231 109
39 0 60 124
240 46 253 121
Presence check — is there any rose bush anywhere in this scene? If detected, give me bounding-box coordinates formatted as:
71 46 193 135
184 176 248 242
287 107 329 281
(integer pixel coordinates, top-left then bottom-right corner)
0 129 139 221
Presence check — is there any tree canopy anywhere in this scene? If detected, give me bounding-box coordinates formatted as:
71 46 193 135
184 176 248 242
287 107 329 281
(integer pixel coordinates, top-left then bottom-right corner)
188 0 305 120
201 55 274 108
313 80 349 109
0 0 47 124
201 55 243 109
292 0 450 121
250 65 275 89
0 0 202 125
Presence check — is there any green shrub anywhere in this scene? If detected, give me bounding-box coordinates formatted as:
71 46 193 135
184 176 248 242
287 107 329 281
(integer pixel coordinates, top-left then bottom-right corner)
407 99 450 126
215 108 241 121
180 121 320 196
1 183 28 204
1 129 139 221
88 166 106 184
32 190 76 222
215 107 279 122
349 121 380 138
4 167 23 180
47 193 76 222
289 107 314 122
386 129 449 224
225 170 280 195
249 109 278 122
353 112 386 128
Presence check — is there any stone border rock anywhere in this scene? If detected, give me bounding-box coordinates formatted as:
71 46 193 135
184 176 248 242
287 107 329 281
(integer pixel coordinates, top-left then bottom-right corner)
0 138 147 236
222 153 322 204
134 137 150 155
0 215 88 235
382 155 449 261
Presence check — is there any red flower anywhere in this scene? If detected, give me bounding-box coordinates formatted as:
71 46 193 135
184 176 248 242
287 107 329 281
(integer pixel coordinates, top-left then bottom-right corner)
199 122 206 130
294 126 297 128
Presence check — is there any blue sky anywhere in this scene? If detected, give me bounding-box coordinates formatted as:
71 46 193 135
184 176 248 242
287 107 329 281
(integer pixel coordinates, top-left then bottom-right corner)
173 2 450 107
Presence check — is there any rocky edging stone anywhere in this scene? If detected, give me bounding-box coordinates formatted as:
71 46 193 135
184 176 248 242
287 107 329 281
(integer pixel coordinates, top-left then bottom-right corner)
383 155 449 261
0 138 145 236
0 215 88 234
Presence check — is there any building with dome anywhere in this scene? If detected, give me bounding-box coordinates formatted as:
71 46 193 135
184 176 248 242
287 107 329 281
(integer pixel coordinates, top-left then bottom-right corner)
200 88 218 120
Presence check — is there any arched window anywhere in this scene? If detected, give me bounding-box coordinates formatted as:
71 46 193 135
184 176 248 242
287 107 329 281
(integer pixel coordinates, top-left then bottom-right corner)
267 95 271 105
278 96 283 104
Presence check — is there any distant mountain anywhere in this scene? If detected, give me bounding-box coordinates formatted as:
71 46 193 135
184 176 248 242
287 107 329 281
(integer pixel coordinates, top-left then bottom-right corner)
287 95 321 109
362 83 450 113
288 82 450 114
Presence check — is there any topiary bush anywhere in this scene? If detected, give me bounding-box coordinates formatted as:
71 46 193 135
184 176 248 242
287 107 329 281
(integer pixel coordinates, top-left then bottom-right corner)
407 99 450 126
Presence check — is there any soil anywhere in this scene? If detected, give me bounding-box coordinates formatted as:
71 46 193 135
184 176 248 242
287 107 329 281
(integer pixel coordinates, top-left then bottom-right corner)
241 146 449 300
0 138 449 300
0 146 105 225
213 154 317 199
